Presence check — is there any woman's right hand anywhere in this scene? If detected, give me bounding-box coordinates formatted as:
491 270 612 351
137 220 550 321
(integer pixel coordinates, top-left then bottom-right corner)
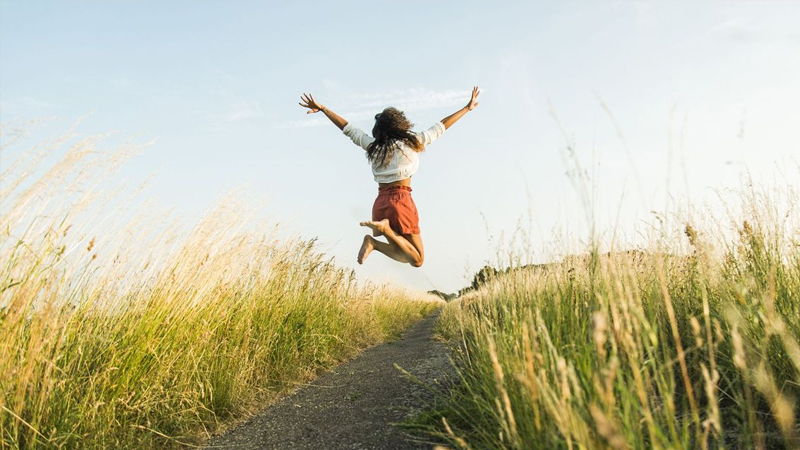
299 93 324 114
466 86 480 111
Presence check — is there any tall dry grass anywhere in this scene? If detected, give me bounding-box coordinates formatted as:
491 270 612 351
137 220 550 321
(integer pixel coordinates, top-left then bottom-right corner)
0 125 441 449
422 181 800 449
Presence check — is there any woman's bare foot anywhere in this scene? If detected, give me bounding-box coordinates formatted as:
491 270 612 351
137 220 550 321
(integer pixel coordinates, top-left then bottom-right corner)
357 235 375 264
359 219 390 236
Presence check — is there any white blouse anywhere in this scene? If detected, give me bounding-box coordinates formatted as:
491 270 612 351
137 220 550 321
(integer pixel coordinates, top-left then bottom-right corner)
342 121 446 183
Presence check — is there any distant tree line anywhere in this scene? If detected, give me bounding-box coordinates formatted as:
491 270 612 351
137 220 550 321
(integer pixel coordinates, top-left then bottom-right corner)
428 265 509 301
436 252 646 300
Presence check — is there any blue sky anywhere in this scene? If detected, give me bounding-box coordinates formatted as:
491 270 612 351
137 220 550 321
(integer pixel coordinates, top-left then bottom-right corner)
2 1 799 293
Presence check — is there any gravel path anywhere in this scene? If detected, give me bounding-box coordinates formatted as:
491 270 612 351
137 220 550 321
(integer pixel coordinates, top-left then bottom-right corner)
206 311 453 450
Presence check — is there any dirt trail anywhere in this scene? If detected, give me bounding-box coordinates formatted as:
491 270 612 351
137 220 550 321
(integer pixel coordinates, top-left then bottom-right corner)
206 311 453 450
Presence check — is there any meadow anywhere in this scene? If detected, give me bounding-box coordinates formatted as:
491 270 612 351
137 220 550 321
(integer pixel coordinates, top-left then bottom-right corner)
0 127 440 450
423 180 800 449
4 124 798 450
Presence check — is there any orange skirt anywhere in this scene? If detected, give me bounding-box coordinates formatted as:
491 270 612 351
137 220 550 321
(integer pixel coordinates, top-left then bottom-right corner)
372 185 420 235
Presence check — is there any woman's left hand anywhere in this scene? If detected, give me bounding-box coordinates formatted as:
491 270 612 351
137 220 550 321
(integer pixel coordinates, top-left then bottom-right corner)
466 86 480 111
299 93 324 113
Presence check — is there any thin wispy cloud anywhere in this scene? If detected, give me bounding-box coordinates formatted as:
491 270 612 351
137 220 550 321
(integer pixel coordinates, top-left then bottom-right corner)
223 100 263 123
344 88 468 111
707 18 753 41
707 17 800 44
0 96 64 116
275 87 471 129
189 99 265 130
274 116 334 129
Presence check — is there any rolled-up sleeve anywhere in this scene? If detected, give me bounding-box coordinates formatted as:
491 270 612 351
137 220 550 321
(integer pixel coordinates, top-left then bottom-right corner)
416 121 446 146
342 123 375 150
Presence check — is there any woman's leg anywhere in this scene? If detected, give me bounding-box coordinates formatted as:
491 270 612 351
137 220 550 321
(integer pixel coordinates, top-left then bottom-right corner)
358 235 407 264
403 233 424 267
358 219 423 266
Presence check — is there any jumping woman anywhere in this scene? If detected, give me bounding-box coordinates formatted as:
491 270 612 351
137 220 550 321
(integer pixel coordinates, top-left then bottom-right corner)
298 86 480 267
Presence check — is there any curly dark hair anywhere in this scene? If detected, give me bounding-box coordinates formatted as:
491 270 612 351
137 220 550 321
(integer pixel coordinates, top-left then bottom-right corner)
366 107 424 167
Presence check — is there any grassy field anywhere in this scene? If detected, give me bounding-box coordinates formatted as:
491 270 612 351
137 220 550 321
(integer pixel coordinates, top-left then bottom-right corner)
0 130 441 449
423 185 800 449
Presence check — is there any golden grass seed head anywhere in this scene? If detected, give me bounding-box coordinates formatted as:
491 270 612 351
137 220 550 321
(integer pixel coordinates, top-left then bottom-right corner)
731 326 747 370
685 224 698 248
741 220 753 238
592 311 608 358
557 357 571 401
589 403 630 450
690 316 704 348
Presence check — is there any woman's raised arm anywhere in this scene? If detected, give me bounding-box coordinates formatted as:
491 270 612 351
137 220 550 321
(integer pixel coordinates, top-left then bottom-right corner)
299 93 348 130
440 86 480 130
